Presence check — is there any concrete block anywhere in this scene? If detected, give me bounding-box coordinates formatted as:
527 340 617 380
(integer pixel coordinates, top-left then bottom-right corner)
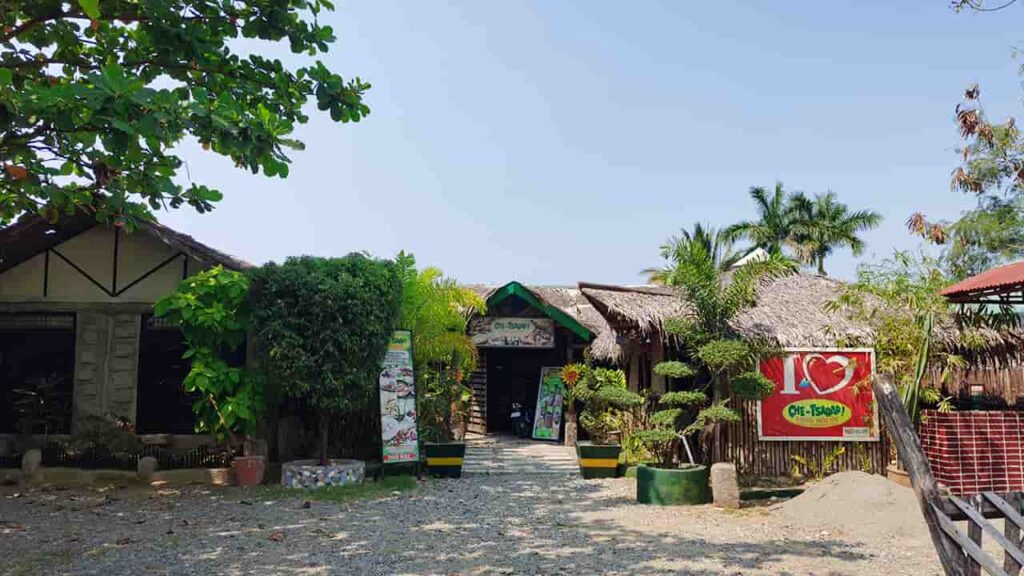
83 330 99 345
21 449 42 478
113 343 135 358
137 456 159 480
710 462 740 509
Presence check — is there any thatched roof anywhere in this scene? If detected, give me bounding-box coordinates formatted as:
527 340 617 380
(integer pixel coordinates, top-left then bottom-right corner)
578 282 690 336
731 273 874 348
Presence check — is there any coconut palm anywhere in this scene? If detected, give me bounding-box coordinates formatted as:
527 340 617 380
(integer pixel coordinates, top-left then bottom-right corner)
644 223 740 285
791 192 882 275
723 182 802 256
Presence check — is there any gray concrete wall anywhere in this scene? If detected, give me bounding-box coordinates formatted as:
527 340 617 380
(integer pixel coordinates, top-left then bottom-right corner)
73 310 141 425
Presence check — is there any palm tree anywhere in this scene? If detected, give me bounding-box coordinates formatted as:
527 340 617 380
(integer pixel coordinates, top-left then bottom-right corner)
644 223 740 284
791 192 882 275
723 182 802 256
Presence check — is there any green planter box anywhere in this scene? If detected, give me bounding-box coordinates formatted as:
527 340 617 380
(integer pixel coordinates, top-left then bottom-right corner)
636 464 710 505
424 442 466 478
576 443 621 479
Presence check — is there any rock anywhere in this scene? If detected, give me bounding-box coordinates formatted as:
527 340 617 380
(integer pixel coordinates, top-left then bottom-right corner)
710 462 740 509
137 456 159 481
21 449 42 479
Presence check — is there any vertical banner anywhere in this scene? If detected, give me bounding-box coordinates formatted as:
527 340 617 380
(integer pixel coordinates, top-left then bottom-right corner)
758 348 878 441
532 367 565 441
379 330 419 464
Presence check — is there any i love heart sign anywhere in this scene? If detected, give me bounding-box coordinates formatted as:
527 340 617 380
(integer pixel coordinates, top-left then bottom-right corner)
758 349 877 441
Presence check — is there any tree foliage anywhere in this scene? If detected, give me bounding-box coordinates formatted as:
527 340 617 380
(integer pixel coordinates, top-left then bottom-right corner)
154 265 260 443
247 254 401 464
644 223 740 284
0 0 369 227
724 182 800 257
573 366 643 445
790 191 881 275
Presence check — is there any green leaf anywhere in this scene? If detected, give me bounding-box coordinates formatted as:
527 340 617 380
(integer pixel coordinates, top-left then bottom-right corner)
78 0 100 19
0 69 12 86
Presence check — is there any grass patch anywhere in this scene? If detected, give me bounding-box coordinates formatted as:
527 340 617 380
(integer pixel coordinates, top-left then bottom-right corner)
251 475 418 504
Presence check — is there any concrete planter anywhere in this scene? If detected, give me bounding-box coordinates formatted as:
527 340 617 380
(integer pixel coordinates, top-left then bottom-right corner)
233 455 266 487
576 443 620 479
281 459 365 489
424 442 466 478
636 464 710 505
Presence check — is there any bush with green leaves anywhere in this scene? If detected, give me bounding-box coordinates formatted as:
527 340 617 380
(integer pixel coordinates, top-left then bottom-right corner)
697 340 752 373
730 371 775 400
634 390 707 467
574 367 643 445
653 361 695 379
247 255 402 465
155 266 260 446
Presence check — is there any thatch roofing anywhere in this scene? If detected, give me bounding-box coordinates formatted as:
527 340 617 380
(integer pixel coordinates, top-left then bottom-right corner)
578 282 689 337
731 273 874 348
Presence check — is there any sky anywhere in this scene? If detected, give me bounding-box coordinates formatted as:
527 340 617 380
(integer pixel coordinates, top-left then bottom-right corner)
160 0 1024 285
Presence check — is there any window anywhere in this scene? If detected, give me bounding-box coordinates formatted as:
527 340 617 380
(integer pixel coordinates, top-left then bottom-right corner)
0 314 76 434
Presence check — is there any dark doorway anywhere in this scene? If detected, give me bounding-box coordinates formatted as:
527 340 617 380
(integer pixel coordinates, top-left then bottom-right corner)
0 314 76 434
136 315 247 434
485 347 564 434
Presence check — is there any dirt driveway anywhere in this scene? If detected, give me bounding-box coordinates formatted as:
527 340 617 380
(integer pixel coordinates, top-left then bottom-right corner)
0 475 941 575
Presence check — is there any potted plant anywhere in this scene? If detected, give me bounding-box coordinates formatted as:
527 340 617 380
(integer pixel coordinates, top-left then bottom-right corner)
560 364 585 447
394 252 484 478
248 255 403 488
418 367 473 477
155 266 265 486
634 390 713 505
573 366 643 479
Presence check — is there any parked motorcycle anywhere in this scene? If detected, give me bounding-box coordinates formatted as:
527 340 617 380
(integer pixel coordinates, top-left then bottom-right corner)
510 401 534 439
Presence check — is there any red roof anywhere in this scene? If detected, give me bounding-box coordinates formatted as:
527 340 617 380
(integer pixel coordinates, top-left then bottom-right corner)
941 260 1024 299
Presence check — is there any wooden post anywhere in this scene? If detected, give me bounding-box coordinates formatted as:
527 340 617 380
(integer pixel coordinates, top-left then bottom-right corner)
873 373 968 576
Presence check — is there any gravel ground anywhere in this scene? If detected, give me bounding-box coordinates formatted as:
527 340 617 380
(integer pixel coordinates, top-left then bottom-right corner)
0 476 942 575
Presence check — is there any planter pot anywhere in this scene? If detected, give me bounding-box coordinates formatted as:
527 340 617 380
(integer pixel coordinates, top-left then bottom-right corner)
233 455 266 487
425 442 466 478
576 443 620 479
886 464 911 488
636 464 710 505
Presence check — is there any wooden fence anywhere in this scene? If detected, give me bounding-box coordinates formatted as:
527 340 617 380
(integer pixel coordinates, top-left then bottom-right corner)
712 396 891 478
927 367 1024 405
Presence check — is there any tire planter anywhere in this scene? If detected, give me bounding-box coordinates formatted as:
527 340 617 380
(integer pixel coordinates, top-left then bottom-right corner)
636 464 710 505
425 442 466 478
233 455 266 487
576 443 620 479
281 459 365 489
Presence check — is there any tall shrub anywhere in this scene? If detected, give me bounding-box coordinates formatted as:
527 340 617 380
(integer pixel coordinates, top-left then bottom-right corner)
154 266 260 447
248 255 402 465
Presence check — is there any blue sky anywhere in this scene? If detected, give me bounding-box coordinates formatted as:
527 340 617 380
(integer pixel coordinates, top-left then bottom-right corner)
161 1 1024 285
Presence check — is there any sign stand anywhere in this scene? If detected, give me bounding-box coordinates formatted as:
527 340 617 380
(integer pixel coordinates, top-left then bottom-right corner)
532 367 565 441
379 330 419 475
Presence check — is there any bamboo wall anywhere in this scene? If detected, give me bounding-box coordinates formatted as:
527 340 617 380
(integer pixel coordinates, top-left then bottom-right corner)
713 396 891 478
927 367 1024 403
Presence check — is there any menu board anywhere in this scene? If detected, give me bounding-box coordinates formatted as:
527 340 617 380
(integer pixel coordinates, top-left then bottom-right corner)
532 367 565 441
379 330 419 464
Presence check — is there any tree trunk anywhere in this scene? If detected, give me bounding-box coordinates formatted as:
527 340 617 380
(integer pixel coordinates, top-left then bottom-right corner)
817 255 826 276
318 414 329 466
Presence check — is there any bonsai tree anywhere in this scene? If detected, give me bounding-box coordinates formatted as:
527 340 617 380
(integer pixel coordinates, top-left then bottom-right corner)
634 391 708 468
155 266 261 451
394 252 483 443
247 255 402 465
573 367 643 445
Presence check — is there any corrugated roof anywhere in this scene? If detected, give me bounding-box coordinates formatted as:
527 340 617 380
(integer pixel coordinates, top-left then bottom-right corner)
940 261 1024 300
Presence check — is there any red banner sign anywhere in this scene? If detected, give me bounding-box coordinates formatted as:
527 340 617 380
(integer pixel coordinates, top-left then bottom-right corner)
758 349 878 441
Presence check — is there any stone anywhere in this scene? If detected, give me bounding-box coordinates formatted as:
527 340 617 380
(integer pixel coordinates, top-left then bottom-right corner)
21 448 42 478
710 462 740 509
137 456 159 481
281 459 365 489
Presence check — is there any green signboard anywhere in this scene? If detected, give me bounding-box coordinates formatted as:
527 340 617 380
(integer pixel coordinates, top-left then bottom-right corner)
532 367 565 441
379 330 419 464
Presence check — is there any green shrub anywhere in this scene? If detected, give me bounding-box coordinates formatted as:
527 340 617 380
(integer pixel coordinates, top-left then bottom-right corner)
730 371 776 400
697 340 751 373
575 367 642 444
659 391 707 407
653 361 695 379
248 255 402 465
684 400 741 435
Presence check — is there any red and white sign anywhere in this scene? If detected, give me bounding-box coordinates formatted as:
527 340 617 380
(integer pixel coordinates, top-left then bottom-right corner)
757 348 878 441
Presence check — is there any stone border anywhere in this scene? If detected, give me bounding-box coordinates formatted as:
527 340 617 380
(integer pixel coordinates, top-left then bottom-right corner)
281 459 365 489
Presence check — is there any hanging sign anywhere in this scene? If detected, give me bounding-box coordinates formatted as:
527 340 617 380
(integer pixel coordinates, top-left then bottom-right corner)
468 317 555 348
532 367 565 441
379 330 419 464
757 348 878 441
